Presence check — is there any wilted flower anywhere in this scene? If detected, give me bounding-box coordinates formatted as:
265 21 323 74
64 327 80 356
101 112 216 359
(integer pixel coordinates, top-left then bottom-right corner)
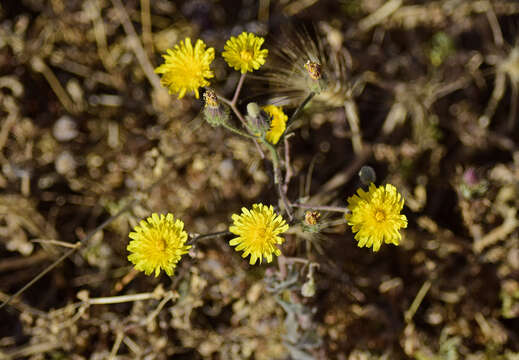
127 213 191 277
222 32 268 73
346 183 407 251
229 203 289 265
155 38 215 98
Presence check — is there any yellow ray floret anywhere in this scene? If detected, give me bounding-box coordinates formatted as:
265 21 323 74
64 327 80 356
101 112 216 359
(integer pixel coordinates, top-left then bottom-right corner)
229 203 289 265
222 32 268 73
263 105 288 145
127 213 191 277
155 38 215 99
346 183 407 252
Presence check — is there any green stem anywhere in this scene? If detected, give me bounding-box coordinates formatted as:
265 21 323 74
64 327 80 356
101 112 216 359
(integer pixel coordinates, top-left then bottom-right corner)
262 139 294 221
231 73 247 105
287 92 315 126
292 203 350 213
222 122 256 140
189 230 231 244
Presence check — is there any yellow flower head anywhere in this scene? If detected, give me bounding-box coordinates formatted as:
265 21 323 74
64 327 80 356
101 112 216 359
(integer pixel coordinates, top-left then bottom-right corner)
127 213 191 277
222 32 268 73
346 183 407 252
263 105 288 145
229 203 289 265
155 38 215 99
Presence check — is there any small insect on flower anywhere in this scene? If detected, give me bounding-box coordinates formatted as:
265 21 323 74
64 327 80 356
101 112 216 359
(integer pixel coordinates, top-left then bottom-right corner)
127 213 191 277
346 183 407 252
155 38 215 99
229 203 289 265
222 32 268 73
262 104 288 144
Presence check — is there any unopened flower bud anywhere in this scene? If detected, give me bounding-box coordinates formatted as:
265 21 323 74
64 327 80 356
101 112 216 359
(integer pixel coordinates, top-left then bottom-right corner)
359 166 376 185
301 278 316 297
246 102 261 118
246 102 270 137
203 89 229 127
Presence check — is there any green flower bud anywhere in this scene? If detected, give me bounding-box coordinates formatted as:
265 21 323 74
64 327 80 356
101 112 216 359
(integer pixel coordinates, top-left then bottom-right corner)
203 89 229 127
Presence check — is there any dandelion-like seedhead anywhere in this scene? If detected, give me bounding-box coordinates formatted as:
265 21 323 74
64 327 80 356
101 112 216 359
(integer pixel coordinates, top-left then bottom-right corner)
262 104 288 145
127 213 191 277
222 32 268 73
155 38 215 99
260 28 330 105
346 183 407 251
229 203 289 265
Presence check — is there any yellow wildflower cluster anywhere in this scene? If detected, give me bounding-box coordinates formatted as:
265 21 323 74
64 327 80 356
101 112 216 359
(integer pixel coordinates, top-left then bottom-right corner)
128 204 289 275
127 183 407 276
155 32 268 99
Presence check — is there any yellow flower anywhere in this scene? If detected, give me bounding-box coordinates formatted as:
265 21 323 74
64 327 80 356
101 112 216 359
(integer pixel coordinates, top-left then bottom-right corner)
229 203 289 265
222 32 268 73
155 38 215 99
127 213 191 277
346 183 407 251
263 105 288 144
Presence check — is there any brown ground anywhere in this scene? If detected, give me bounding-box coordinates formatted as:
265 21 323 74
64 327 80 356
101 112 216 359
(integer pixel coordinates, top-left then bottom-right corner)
1 0 519 359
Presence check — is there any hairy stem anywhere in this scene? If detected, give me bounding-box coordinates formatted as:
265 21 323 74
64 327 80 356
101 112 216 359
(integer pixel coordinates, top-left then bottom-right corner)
189 231 231 244
292 203 350 213
262 140 294 221
231 73 247 105
287 92 315 126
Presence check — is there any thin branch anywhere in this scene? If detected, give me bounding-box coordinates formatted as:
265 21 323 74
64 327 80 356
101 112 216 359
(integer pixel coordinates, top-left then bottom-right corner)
287 92 315 127
405 280 432 323
292 203 350 213
263 140 294 221
110 0 162 92
217 93 265 158
87 291 160 305
222 122 257 140
231 73 247 105
140 0 153 56
283 133 294 192
189 231 231 244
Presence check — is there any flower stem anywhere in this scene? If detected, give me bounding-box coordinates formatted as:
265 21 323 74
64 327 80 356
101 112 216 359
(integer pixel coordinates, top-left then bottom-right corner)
287 92 315 126
231 73 247 105
221 122 256 140
262 139 294 221
217 93 265 158
292 203 350 213
189 230 231 244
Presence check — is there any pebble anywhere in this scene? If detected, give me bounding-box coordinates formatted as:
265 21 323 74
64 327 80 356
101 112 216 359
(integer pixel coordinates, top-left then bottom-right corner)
55 151 76 175
53 115 78 141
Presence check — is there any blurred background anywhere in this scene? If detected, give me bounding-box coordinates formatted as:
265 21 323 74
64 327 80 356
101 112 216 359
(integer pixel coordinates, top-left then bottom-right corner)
1 0 519 358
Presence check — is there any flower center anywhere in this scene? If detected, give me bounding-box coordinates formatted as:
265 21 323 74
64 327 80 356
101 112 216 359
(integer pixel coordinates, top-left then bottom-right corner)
375 210 386 222
156 236 167 252
240 50 253 62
